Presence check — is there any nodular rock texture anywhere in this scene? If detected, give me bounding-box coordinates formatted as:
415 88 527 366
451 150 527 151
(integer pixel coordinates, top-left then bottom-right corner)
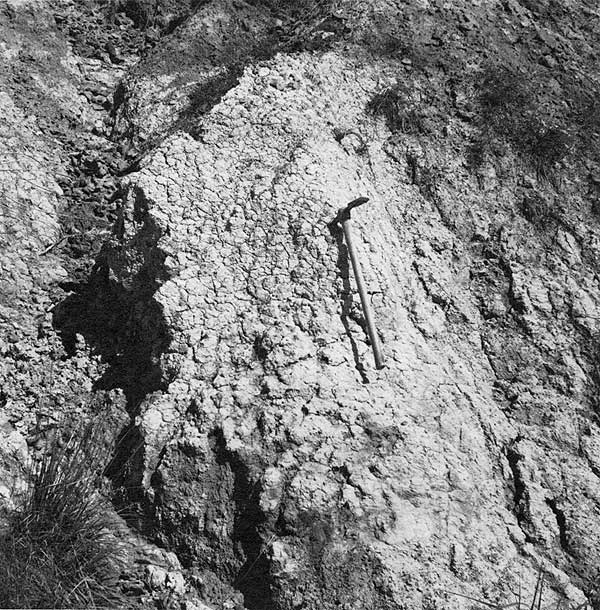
3 0 600 608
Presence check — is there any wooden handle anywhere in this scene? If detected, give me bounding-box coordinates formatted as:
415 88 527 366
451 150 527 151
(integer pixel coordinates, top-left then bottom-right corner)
340 218 385 370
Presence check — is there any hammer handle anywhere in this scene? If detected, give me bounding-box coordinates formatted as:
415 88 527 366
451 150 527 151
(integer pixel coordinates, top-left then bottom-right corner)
341 218 385 370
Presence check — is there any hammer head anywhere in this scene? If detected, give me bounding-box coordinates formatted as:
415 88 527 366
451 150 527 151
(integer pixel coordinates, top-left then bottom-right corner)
336 196 369 223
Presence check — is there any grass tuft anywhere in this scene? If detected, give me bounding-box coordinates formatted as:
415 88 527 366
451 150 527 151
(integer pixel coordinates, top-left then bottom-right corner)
0 422 130 609
367 83 428 134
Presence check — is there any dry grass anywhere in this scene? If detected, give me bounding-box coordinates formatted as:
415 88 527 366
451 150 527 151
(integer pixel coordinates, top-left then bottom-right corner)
0 422 130 609
446 570 591 610
476 64 573 177
367 83 428 134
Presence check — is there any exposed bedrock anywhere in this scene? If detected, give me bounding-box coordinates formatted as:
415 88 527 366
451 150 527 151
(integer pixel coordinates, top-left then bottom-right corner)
100 42 600 609
4 0 600 608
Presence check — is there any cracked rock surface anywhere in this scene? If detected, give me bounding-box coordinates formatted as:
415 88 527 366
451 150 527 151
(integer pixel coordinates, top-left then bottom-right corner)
4 0 600 608
96 1 600 604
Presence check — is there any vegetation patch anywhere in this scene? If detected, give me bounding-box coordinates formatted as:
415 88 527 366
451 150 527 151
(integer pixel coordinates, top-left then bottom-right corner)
473 64 573 177
0 422 131 609
519 191 555 227
176 68 243 140
367 81 446 136
447 568 591 609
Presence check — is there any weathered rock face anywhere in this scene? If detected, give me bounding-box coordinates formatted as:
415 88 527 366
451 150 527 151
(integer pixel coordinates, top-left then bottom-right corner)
92 0 600 607
0 0 84 448
111 0 275 148
4 0 600 608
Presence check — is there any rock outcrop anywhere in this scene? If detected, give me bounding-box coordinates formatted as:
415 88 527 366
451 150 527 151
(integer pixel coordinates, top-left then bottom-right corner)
93 0 600 607
3 0 600 608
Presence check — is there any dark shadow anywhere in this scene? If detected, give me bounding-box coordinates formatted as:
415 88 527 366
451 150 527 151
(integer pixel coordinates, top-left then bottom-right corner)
327 221 370 384
213 429 276 610
52 196 173 515
52 263 171 408
175 68 243 140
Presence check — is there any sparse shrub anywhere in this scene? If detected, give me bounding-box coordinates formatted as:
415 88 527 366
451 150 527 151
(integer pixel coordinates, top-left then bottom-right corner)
125 0 159 28
371 32 406 58
519 191 554 226
527 126 572 177
479 65 535 121
573 96 600 139
332 128 368 155
177 68 242 139
109 0 164 29
473 64 573 178
0 422 130 608
106 0 202 30
415 163 444 203
556 78 600 166
367 84 428 134
367 85 405 132
256 0 344 52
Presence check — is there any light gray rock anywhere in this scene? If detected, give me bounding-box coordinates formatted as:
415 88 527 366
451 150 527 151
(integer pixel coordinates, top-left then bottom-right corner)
101 39 597 609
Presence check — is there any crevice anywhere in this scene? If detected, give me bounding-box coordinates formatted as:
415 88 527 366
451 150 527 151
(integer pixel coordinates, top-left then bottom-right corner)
412 260 451 310
506 445 525 506
505 267 527 316
175 68 243 141
505 442 534 541
586 458 600 481
412 260 431 297
546 497 570 554
253 333 270 364
212 429 276 610
51 252 171 408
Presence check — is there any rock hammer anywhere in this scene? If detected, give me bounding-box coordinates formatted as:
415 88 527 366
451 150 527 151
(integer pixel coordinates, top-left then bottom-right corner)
336 197 385 370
